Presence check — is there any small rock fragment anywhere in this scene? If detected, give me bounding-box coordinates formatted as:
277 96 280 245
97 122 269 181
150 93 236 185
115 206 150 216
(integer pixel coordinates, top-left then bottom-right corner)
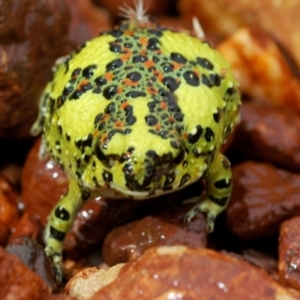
218 27 300 111
102 208 207 266
232 101 300 172
6 235 57 292
65 264 125 300
0 176 19 245
241 249 279 281
178 0 300 70
0 246 50 299
279 217 300 290
0 0 70 138
8 213 42 243
65 0 112 47
226 161 300 240
22 138 68 226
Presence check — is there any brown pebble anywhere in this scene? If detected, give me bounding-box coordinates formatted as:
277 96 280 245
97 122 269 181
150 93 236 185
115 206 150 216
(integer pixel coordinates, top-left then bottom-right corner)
102 208 207 266
6 235 58 292
0 246 50 299
65 264 124 300
232 101 300 172
0 0 70 138
91 246 300 299
65 0 112 48
240 249 279 281
0 176 20 245
226 161 300 240
279 216 300 290
22 138 68 226
8 213 42 245
178 0 300 71
218 27 300 110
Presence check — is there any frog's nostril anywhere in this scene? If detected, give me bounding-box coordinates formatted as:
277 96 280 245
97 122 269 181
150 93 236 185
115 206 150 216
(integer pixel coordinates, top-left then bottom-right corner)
95 147 110 167
145 164 155 177
172 148 185 165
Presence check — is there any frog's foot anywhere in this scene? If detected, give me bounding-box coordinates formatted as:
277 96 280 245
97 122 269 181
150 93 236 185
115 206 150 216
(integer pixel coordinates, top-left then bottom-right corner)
184 198 219 232
44 245 63 283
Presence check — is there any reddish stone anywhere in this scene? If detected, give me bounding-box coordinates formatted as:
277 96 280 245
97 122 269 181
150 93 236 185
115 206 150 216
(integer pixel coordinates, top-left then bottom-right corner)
6 235 58 292
65 0 112 48
0 176 20 246
232 101 300 172
238 249 278 281
91 246 300 300
0 0 70 138
226 161 300 240
9 213 42 244
102 203 207 266
0 246 50 299
279 217 300 289
22 138 68 226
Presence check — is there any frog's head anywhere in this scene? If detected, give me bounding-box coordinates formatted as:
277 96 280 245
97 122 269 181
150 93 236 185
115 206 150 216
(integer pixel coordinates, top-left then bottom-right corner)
96 137 186 197
94 94 201 198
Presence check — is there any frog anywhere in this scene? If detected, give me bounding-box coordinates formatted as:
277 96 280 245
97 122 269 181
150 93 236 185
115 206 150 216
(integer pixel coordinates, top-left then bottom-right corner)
31 0 240 282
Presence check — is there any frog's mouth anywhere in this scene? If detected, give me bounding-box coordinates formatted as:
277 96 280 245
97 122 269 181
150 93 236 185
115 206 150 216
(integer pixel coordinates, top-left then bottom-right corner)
107 181 170 199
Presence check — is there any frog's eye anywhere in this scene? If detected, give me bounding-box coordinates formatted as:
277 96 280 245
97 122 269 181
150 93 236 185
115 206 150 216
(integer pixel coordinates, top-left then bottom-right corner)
95 147 110 167
172 148 185 165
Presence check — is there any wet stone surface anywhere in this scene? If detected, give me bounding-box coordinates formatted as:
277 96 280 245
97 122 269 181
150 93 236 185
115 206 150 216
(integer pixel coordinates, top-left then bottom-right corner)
231 101 300 172
279 217 300 290
90 246 300 300
6 235 58 292
0 246 51 299
226 161 300 240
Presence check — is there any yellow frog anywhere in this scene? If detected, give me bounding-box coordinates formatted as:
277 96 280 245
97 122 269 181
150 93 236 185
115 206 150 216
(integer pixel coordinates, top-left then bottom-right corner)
31 1 240 281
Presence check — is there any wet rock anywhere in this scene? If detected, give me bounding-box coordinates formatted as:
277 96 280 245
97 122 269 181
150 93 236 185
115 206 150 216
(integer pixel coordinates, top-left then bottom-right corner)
6 235 58 292
232 101 300 172
178 0 300 70
218 27 300 111
0 176 20 245
22 138 68 226
65 264 125 300
226 161 300 240
0 163 22 188
279 217 300 290
0 246 50 299
8 213 42 244
102 204 207 266
65 0 112 48
0 0 70 138
90 246 300 299
240 249 279 281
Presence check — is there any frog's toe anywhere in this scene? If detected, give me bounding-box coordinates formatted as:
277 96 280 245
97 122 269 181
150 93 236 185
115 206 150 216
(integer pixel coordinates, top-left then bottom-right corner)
184 199 217 232
45 247 63 282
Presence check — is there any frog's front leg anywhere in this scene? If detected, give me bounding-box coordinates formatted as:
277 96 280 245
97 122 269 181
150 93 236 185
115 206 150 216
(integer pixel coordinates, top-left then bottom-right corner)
184 153 232 232
44 180 87 282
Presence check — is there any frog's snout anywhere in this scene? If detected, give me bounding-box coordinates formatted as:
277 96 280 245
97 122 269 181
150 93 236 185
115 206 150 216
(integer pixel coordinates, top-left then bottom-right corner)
145 146 185 181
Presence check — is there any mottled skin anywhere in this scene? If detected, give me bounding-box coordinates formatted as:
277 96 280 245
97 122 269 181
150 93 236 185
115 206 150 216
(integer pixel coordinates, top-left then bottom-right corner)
31 18 240 281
